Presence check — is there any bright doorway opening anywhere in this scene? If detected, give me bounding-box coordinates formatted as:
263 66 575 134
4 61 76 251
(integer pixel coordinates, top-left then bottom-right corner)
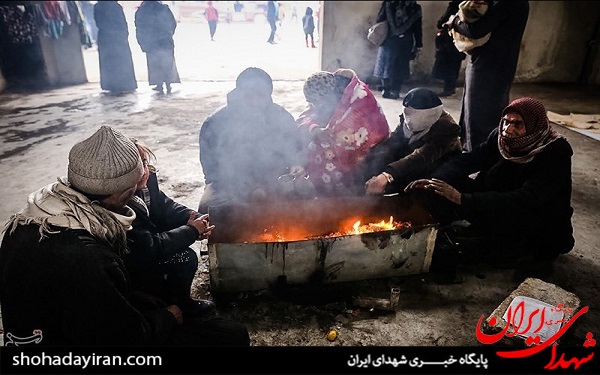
82 1 321 83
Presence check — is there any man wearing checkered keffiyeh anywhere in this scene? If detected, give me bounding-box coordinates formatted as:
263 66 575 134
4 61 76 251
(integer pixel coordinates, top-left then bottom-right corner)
407 97 574 270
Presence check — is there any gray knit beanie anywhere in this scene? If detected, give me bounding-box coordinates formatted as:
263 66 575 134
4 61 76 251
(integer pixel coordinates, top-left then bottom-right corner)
68 126 144 196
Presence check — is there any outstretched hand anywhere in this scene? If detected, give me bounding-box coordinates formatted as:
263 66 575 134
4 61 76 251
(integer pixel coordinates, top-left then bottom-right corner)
365 174 388 195
405 178 462 205
188 212 215 240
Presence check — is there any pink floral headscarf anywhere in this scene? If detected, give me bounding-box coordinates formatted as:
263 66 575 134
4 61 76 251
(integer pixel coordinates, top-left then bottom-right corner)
297 69 390 195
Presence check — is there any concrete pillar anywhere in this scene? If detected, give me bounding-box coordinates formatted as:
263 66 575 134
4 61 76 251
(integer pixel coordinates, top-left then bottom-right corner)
38 21 87 86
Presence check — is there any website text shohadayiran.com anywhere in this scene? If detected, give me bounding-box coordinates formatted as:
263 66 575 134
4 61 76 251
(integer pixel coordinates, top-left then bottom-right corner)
11 352 162 369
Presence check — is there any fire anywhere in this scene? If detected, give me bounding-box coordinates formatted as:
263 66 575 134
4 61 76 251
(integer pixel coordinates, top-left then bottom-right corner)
352 216 396 234
327 216 408 238
254 216 410 243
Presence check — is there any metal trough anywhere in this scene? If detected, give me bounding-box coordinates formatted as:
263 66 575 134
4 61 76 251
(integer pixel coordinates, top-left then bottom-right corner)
206 194 439 294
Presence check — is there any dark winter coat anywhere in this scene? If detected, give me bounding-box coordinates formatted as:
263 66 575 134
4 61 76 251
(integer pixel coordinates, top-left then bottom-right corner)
431 128 574 258
0 224 177 346
198 89 305 210
126 172 198 267
302 8 314 34
452 1 529 150
134 1 177 53
373 1 423 84
350 111 461 192
94 1 137 92
432 1 466 82
267 0 278 21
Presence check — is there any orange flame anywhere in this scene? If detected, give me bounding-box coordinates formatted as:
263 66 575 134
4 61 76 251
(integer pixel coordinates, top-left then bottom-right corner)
254 216 410 243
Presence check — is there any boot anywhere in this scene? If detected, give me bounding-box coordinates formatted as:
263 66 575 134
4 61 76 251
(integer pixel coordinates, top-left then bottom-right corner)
311 42 316 48
381 79 393 98
181 298 217 319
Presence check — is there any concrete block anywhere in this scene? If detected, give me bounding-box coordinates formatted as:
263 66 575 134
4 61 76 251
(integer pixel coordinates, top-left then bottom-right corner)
482 278 581 346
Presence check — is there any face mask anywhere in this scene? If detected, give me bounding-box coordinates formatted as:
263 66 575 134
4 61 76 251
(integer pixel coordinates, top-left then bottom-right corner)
403 105 444 134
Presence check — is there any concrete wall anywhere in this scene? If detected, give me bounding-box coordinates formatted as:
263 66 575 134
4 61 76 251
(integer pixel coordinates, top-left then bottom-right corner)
38 22 87 87
319 1 600 85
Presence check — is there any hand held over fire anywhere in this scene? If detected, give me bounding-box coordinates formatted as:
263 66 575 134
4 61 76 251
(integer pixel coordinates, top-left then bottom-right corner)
405 178 462 205
365 173 389 195
188 213 215 240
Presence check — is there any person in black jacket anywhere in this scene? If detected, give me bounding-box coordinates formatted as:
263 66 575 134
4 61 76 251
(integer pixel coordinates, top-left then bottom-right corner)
406 97 574 270
359 88 462 195
447 1 529 151
373 1 423 100
302 6 316 48
93 1 137 93
134 0 180 94
198 67 306 212
266 0 278 44
431 1 466 97
0 126 249 346
126 139 216 317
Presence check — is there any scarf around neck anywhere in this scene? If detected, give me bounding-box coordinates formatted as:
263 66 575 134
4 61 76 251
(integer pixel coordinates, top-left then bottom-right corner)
497 97 562 164
4 177 135 257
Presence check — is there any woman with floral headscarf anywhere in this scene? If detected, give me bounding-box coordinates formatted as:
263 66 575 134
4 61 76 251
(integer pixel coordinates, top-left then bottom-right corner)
406 97 574 268
296 69 390 196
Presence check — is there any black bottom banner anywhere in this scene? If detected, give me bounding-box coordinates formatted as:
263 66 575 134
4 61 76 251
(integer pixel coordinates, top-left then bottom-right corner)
1 345 597 374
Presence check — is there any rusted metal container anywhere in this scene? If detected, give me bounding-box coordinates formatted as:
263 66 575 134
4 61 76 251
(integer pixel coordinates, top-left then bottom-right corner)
206 194 438 294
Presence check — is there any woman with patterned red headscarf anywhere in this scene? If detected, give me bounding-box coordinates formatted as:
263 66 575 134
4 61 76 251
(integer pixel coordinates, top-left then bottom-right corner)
296 69 390 196
406 97 574 272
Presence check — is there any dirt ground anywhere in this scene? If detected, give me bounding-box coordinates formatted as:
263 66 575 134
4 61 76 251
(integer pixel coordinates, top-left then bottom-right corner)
0 80 599 348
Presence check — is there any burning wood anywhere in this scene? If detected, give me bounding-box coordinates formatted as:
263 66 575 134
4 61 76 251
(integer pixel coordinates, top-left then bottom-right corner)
254 216 411 243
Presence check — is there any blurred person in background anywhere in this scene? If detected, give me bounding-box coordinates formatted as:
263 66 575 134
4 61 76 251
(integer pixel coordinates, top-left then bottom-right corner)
373 1 423 100
135 0 180 94
204 1 218 41
94 1 137 94
432 1 466 97
266 0 278 44
302 6 316 48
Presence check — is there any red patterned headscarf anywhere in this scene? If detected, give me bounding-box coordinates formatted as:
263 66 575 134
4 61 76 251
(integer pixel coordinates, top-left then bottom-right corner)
298 69 390 195
498 97 562 163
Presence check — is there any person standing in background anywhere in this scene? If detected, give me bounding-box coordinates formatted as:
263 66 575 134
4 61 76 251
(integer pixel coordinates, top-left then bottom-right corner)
432 1 466 97
447 1 529 151
94 1 137 94
266 0 278 44
79 1 98 46
302 7 315 48
204 1 218 41
373 1 423 100
135 0 180 94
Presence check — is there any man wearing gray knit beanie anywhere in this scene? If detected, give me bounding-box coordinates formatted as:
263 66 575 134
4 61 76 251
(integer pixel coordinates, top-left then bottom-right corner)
0 126 250 347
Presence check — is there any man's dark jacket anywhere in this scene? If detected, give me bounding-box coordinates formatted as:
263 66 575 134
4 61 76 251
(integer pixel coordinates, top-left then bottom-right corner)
0 224 177 346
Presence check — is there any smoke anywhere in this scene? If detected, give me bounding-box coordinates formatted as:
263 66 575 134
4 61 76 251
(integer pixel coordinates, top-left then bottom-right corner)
198 81 307 209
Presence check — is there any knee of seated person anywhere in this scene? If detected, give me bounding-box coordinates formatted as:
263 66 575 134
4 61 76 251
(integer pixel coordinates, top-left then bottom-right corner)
179 248 199 271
